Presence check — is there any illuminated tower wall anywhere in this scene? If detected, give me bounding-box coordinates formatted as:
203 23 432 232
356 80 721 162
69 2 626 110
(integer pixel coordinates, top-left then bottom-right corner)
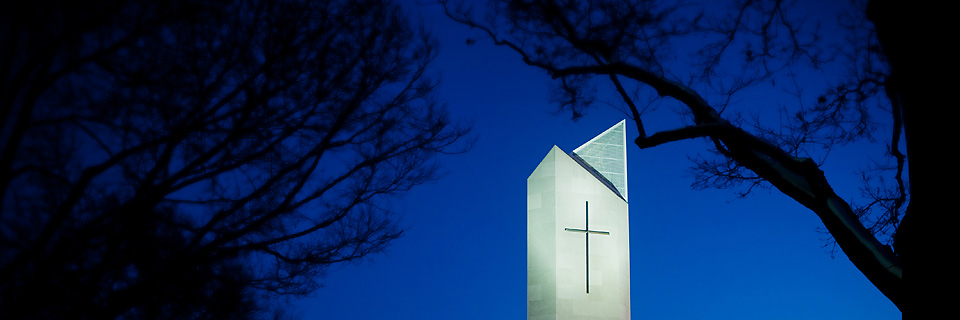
527 120 630 320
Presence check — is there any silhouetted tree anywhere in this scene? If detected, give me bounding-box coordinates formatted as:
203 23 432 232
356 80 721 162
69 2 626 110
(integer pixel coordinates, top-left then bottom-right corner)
444 0 945 315
0 0 468 318
865 1 948 317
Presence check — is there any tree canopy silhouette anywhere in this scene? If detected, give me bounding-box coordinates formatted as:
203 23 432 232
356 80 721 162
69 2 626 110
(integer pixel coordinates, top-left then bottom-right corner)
443 0 947 316
0 0 468 318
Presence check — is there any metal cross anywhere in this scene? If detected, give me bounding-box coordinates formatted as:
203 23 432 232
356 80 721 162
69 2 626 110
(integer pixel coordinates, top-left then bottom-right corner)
564 201 610 293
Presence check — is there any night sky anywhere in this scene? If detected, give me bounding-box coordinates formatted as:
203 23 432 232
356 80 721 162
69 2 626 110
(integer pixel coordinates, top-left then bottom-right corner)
294 1 901 319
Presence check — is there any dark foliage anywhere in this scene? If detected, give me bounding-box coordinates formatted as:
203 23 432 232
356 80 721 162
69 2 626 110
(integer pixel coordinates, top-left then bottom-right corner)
0 0 468 318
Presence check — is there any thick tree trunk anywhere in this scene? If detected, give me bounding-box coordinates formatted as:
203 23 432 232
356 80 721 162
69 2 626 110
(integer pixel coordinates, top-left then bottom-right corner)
869 0 949 318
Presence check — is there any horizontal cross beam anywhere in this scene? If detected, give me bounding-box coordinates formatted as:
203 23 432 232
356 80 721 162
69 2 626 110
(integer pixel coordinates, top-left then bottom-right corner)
564 228 610 235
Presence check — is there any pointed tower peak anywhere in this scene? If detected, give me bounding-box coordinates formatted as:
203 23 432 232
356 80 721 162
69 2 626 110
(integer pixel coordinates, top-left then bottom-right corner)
572 120 627 201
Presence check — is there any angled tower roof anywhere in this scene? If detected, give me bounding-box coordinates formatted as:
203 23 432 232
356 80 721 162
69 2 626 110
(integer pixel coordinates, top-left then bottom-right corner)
572 120 627 201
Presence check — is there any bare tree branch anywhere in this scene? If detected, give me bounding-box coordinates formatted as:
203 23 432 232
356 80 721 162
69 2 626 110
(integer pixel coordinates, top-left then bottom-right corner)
445 0 903 309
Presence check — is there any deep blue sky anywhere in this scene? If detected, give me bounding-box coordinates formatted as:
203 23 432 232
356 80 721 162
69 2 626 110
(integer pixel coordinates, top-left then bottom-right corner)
294 1 901 319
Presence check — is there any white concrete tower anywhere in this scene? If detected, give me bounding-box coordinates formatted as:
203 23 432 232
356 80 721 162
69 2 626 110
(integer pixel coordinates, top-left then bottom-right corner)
527 120 630 320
